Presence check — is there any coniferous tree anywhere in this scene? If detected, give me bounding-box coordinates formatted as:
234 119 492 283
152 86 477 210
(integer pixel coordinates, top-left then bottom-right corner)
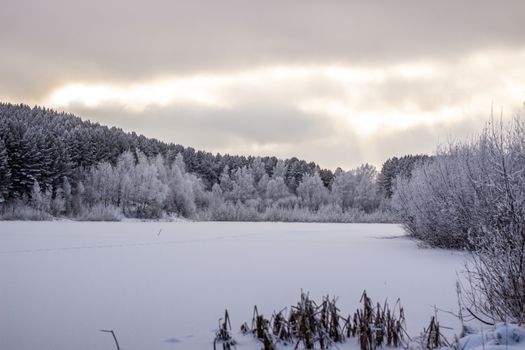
18 129 43 195
3 121 25 198
0 138 11 203
62 177 73 216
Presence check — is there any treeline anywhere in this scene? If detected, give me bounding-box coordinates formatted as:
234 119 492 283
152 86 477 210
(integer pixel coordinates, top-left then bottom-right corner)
0 103 427 222
0 103 332 193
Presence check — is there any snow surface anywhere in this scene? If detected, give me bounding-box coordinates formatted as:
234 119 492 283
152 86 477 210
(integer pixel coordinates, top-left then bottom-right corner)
1 222 466 350
459 324 525 350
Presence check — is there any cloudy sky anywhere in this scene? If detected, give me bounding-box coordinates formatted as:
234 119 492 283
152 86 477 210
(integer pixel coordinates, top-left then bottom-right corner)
1 0 524 170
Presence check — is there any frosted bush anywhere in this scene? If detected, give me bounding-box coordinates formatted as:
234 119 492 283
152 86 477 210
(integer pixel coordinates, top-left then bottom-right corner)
0 202 53 221
79 204 123 221
392 116 525 323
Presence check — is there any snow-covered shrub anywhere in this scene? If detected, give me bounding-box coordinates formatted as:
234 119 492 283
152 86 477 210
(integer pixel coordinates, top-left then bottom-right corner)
232 201 260 221
79 204 123 221
342 207 395 223
0 201 53 221
392 116 525 323
391 151 474 248
457 323 525 350
316 203 345 222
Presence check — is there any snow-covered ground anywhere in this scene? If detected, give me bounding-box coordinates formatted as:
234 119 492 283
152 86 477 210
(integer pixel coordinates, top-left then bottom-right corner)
1 222 466 350
459 324 525 350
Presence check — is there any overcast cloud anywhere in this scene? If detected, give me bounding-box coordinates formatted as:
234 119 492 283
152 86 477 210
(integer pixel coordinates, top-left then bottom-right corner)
1 0 524 169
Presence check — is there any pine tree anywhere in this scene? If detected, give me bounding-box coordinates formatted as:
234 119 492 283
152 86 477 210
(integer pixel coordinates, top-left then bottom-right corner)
0 138 11 203
4 121 26 198
72 181 84 216
62 177 73 216
18 129 43 195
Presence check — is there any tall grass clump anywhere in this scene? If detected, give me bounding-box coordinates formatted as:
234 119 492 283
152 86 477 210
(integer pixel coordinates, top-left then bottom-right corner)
232 291 407 350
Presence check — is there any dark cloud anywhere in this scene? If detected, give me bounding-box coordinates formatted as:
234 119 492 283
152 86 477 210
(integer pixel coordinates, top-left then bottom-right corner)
67 102 336 153
1 0 525 99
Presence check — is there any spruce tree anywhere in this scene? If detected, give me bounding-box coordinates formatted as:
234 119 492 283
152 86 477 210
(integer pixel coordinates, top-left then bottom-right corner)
0 138 11 203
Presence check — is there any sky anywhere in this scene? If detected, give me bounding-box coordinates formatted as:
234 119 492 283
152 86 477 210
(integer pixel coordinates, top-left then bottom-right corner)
1 0 524 170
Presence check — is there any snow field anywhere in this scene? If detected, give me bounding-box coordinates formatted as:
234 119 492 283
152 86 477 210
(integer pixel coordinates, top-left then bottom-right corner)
1 222 466 350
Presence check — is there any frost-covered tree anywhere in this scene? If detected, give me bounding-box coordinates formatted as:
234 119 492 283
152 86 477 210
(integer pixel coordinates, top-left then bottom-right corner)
353 164 381 213
71 181 84 216
126 152 168 218
219 165 234 194
272 159 287 178
377 155 431 198
164 153 198 218
251 157 267 185
330 164 380 213
29 180 51 213
266 177 290 202
229 166 257 203
297 171 329 211
115 150 135 209
19 129 44 193
51 183 66 216
62 177 73 216
0 138 11 204
331 170 356 210
84 161 120 207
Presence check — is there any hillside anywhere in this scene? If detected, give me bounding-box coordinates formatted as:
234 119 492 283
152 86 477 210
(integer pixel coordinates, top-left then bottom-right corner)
0 103 331 199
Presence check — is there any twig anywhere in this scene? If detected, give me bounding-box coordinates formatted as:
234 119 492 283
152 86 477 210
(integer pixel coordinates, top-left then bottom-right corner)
465 307 494 326
100 329 121 350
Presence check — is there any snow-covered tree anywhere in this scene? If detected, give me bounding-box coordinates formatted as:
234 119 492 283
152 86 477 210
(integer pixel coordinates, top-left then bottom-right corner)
219 165 234 194
297 171 329 211
72 181 84 216
266 177 290 202
353 164 381 213
51 184 66 216
126 152 168 218
0 138 11 204
229 166 257 203
272 159 287 178
115 150 135 209
164 153 198 218
62 177 73 216
84 161 120 207
331 170 356 210
29 180 51 213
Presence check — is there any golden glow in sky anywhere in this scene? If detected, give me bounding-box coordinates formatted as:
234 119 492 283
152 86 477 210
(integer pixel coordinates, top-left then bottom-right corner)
44 49 525 138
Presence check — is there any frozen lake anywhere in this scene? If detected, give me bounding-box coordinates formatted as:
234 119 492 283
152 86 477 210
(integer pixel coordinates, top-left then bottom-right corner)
0 222 466 350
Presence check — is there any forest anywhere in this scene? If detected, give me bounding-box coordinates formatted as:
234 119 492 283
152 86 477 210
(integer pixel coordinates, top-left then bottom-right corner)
0 103 426 223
